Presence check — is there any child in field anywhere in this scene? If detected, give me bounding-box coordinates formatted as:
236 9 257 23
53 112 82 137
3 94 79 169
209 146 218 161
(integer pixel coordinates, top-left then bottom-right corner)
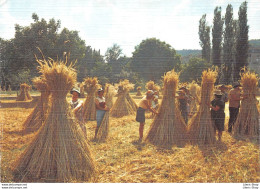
136 90 158 142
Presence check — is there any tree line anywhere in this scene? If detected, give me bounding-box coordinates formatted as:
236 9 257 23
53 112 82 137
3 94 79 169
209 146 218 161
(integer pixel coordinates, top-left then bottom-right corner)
199 1 249 84
0 13 185 90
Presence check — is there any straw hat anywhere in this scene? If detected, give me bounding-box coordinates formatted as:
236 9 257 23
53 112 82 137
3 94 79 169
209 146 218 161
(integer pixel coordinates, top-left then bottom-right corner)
70 87 80 96
214 90 222 96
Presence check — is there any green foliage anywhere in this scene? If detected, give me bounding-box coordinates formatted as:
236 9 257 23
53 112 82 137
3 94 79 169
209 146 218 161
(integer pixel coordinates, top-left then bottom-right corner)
199 14 211 63
223 4 236 84
234 1 249 80
249 39 260 48
180 57 211 82
131 38 181 82
212 6 224 69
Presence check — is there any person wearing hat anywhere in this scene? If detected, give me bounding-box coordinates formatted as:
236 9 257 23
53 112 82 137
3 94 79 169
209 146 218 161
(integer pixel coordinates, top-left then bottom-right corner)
219 84 228 103
228 82 242 133
94 88 109 139
136 90 158 142
70 87 86 137
210 90 225 141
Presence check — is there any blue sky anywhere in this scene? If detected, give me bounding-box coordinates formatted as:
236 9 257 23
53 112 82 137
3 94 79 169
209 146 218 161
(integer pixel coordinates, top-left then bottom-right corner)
0 0 259 56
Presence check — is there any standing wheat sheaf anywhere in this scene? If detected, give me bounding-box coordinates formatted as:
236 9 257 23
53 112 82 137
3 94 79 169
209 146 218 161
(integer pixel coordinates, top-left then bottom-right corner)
16 83 32 101
22 77 50 133
188 69 217 145
146 70 187 147
82 77 99 121
12 57 96 182
110 80 137 117
233 71 259 140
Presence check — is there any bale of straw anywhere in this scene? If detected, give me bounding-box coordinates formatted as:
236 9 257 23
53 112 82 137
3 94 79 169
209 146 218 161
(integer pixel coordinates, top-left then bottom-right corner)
146 70 187 147
233 71 259 139
82 77 99 121
136 86 142 96
188 69 217 145
16 83 31 101
96 84 116 142
12 57 96 182
189 81 200 115
23 77 50 133
111 80 136 117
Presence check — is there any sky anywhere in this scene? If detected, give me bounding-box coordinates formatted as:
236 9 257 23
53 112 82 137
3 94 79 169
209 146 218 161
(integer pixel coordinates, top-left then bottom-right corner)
0 0 260 56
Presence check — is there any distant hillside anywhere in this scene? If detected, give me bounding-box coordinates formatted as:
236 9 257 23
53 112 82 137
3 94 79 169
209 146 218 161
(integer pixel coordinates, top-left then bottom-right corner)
249 39 260 48
176 49 201 56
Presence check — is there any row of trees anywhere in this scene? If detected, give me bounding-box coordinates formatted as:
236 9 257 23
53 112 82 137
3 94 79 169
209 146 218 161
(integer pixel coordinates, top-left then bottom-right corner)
199 1 249 84
1 13 186 90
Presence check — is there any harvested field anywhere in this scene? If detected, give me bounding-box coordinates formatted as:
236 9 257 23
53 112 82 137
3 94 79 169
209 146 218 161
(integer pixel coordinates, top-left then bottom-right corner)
0 96 259 183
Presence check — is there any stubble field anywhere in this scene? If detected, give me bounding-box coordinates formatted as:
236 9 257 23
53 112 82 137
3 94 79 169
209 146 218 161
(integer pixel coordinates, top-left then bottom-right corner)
0 94 259 183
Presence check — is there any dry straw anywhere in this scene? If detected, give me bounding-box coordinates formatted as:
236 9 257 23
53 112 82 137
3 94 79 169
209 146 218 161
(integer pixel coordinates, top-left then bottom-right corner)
188 69 217 145
111 80 136 117
12 57 96 182
82 77 99 121
23 77 50 133
96 84 116 142
136 86 142 96
16 83 32 101
146 70 187 147
233 71 259 139
146 80 160 92
188 81 201 115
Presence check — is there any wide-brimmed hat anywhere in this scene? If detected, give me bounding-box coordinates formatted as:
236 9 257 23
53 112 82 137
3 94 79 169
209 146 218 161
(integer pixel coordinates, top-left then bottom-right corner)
98 88 104 93
233 82 241 88
70 87 80 96
214 90 222 96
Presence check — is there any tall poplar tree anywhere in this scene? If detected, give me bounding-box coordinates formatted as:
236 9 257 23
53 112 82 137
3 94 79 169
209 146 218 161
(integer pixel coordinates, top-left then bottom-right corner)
212 7 224 69
234 1 249 81
223 4 235 84
199 14 211 63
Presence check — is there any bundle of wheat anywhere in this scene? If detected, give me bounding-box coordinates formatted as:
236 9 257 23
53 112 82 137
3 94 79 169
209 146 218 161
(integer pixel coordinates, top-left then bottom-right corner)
111 80 136 117
189 81 200 115
136 86 142 96
12 57 96 182
82 77 99 121
188 69 217 145
233 71 259 139
80 82 85 98
23 77 50 133
146 70 187 147
125 82 138 112
146 80 160 92
16 83 31 101
96 84 116 142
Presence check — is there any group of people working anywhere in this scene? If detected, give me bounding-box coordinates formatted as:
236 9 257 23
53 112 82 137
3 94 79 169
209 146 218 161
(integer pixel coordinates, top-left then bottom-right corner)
69 82 244 143
175 82 243 141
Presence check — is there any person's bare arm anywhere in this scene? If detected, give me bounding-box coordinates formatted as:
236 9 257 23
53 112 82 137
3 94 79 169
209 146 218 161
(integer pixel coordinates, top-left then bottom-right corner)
95 99 109 111
143 100 158 114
